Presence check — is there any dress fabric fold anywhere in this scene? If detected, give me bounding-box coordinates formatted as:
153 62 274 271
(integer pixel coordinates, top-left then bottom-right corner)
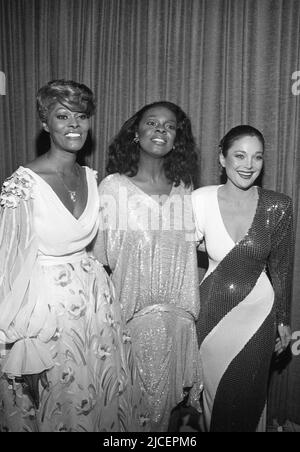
192 185 293 432
94 173 202 432
0 166 149 432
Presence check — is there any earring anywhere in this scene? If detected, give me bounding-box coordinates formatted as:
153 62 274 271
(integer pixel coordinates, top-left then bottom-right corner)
133 136 139 144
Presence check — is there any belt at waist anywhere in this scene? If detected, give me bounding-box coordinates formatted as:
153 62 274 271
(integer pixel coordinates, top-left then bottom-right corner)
37 249 87 265
130 303 194 322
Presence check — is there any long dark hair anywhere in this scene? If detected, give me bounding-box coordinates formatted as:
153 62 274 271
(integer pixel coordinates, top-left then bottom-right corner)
106 101 198 187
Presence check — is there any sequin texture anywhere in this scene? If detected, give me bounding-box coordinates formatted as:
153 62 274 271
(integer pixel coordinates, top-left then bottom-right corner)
94 173 202 432
192 185 294 431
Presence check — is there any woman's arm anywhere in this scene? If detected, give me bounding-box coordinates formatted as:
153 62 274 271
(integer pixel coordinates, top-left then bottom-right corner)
0 170 54 381
267 196 294 352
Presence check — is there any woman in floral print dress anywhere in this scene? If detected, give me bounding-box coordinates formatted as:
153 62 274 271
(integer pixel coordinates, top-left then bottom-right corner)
0 80 149 432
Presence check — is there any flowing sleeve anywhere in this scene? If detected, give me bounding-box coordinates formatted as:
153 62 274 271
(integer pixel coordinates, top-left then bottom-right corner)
267 196 294 325
191 189 205 243
92 175 123 273
92 179 110 267
0 170 54 377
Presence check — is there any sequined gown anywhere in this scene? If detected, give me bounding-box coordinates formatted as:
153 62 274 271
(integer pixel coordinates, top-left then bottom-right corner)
0 167 149 432
191 185 294 432
94 173 202 432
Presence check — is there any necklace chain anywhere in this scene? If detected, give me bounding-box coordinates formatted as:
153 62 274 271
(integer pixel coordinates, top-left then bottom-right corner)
55 165 80 203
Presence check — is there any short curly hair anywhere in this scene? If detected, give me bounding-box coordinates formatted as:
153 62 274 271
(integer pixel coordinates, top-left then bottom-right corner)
106 101 198 187
36 79 96 122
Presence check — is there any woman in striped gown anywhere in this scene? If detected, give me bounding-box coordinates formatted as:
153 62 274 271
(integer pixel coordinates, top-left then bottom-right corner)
192 125 294 432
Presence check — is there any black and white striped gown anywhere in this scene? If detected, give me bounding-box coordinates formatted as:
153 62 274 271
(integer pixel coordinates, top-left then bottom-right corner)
192 185 293 432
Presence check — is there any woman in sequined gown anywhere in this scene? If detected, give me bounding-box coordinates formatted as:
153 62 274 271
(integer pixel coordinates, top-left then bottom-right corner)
0 80 148 432
192 125 294 432
93 101 203 431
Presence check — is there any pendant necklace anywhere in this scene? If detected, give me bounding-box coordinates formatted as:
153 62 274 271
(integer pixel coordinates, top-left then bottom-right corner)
55 165 80 203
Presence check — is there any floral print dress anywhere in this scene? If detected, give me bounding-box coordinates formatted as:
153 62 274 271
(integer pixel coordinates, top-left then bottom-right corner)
0 167 149 432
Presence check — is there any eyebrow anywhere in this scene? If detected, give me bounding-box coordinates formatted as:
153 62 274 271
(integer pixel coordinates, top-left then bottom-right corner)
55 107 70 112
233 149 263 153
145 116 176 123
55 108 84 114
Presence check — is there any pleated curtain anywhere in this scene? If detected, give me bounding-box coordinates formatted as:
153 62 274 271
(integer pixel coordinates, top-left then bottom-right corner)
0 0 300 425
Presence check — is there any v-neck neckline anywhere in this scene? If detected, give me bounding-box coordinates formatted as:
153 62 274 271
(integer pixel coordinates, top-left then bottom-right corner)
216 185 261 245
21 166 90 221
122 174 175 207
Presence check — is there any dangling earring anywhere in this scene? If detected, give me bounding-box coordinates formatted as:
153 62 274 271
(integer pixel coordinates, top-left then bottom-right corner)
133 136 139 144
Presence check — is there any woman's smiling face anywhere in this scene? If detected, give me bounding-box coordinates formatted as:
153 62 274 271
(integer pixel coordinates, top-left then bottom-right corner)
43 102 90 153
219 135 264 189
136 106 177 159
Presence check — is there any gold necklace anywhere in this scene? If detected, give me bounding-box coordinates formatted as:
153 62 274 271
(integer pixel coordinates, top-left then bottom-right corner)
55 165 81 203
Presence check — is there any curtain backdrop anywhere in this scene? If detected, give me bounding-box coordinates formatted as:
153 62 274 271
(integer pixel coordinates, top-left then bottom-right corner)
0 0 300 425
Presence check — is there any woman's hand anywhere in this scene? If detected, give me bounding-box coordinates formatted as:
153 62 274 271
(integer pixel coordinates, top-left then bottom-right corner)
275 324 292 355
22 370 49 409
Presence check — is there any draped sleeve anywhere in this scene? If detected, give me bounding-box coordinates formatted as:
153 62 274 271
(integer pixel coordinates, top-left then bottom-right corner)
93 175 121 270
0 169 54 377
92 178 110 267
191 189 206 242
267 195 294 325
